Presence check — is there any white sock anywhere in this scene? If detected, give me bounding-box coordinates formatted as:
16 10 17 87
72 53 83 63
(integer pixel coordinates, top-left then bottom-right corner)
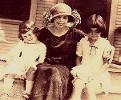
25 80 34 94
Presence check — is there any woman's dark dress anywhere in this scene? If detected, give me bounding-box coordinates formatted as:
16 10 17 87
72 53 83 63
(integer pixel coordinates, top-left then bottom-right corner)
30 28 83 100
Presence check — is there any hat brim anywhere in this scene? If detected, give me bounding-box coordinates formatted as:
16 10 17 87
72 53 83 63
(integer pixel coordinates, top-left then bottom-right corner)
50 13 75 22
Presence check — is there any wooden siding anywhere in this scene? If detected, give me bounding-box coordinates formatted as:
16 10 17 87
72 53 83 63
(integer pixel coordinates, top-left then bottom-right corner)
112 0 121 61
0 19 21 54
116 0 121 28
35 0 58 28
113 34 121 61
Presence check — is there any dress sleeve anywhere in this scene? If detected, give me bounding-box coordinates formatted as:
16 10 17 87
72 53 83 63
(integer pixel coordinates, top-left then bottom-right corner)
38 43 47 63
103 40 115 63
76 39 83 57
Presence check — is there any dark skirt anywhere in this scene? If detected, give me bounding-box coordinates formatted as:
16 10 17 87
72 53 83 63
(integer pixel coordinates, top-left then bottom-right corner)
30 63 69 100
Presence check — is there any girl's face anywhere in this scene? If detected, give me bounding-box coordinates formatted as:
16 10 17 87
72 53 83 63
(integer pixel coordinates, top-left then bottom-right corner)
87 28 101 42
21 30 37 44
53 15 68 29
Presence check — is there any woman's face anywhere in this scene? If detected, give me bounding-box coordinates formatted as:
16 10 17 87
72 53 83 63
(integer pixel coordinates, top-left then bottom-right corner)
53 15 68 29
87 28 101 42
21 30 37 43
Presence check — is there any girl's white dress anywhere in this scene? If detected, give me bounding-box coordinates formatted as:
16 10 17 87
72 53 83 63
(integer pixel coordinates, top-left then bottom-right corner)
71 37 114 92
4 41 46 75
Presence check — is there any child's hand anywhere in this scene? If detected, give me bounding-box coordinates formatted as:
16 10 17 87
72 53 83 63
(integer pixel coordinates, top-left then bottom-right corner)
72 77 82 84
70 69 77 77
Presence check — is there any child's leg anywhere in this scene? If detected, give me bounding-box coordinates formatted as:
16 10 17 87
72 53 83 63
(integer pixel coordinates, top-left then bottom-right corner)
101 72 111 95
86 80 97 100
3 74 14 94
70 78 85 100
24 80 34 94
101 82 109 95
24 67 35 95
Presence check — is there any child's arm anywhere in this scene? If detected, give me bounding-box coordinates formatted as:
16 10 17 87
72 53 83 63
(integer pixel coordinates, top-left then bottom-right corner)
36 43 47 64
97 45 115 74
71 39 83 79
71 56 83 81
76 39 84 65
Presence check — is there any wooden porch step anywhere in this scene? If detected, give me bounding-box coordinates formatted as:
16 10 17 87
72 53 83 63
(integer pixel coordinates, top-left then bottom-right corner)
0 63 121 100
82 92 121 100
0 79 25 100
97 93 121 100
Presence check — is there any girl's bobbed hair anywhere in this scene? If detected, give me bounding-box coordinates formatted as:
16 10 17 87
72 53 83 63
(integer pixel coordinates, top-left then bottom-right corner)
18 20 39 40
86 14 106 33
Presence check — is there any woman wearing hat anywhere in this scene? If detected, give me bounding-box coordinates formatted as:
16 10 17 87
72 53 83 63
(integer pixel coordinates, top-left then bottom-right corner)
30 3 84 100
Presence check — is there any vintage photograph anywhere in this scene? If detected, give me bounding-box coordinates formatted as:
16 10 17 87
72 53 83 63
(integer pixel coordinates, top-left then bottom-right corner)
0 0 121 100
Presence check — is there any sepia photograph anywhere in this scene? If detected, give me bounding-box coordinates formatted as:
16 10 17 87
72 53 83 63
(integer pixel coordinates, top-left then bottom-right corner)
0 0 121 100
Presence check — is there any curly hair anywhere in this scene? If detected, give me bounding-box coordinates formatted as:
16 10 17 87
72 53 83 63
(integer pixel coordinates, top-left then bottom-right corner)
18 20 40 40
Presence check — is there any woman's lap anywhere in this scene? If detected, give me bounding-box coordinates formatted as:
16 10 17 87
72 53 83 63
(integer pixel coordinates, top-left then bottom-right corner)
30 63 69 100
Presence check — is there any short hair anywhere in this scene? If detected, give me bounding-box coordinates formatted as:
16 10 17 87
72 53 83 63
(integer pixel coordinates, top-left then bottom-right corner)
86 14 106 33
18 20 39 40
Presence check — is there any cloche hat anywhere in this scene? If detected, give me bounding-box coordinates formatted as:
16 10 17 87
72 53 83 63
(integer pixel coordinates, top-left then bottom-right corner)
49 3 75 22
42 3 81 27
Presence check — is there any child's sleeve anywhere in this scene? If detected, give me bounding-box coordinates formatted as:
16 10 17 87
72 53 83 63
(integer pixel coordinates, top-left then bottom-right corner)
76 39 83 57
7 41 22 61
38 43 47 63
103 40 115 64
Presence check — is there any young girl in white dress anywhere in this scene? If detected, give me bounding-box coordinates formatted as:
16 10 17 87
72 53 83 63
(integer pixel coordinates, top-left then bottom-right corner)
70 14 115 100
2 20 46 98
